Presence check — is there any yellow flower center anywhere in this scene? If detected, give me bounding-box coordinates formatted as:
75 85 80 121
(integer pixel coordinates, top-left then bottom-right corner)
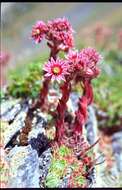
52 66 61 74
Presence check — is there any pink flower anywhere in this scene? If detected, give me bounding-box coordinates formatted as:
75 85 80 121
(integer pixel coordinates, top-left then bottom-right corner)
66 49 79 63
43 57 69 82
58 32 74 51
78 47 102 78
0 51 10 66
47 17 74 33
65 49 80 73
80 47 102 65
46 18 74 50
31 18 74 51
64 47 102 79
31 21 48 44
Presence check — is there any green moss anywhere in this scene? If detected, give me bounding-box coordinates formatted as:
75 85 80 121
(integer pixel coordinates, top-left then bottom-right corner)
75 175 86 186
45 145 71 188
58 145 72 157
92 52 122 127
45 159 67 187
7 59 45 99
45 173 61 188
6 51 67 99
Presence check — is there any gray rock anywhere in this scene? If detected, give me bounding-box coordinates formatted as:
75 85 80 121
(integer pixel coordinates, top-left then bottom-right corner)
112 131 122 142
68 92 80 113
28 111 47 140
93 131 122 187
1 103 21 122
39 148 52 188
85 105 98 145
3 104 28 148
7 145 40 188
0 99 20 117
112 131 122 172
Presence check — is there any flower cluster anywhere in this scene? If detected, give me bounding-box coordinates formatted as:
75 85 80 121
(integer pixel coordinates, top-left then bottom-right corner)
31 18 74 109
42 46 102 145
78 47 102 78
66 49 79 71
31 21 48 44
31 17 74 51
31 17 102 154
66 47 102 79
47 17 74 50
43 47 102 83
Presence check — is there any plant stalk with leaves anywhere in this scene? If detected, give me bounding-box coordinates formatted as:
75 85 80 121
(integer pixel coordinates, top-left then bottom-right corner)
44 48 102 145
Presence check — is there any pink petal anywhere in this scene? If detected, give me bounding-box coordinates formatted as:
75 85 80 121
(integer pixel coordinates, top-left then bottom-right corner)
44 73 52 77
52 75 56 81
58 75 66 81
43 67 50 72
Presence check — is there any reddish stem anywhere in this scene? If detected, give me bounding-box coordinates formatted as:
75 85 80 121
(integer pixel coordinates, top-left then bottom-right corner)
39 44 59 108
73 79 93 134
54 76 72 143
55 82 71 142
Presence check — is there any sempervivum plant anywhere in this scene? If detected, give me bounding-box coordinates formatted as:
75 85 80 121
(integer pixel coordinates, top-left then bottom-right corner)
19 18 74 145
21 18 74 145
43 47 102 144
45 144 97 188
31 17 74 109
42 46 102 188
18 17 102 188
42 45 102 188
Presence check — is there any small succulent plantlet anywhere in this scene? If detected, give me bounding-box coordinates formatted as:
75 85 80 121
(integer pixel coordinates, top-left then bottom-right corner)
45 143 97 188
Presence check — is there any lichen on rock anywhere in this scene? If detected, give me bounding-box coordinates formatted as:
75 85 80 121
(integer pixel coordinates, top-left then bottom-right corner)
7 145 40 188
